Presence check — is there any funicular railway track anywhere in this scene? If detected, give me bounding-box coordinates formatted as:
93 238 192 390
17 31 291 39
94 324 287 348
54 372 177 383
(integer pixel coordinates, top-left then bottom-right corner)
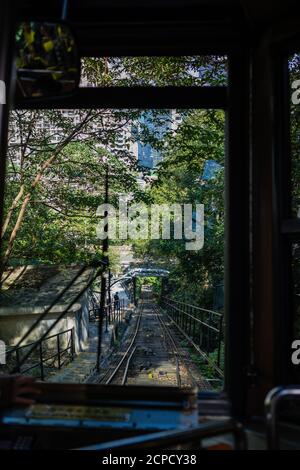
99 299 145 385
97 288 198 388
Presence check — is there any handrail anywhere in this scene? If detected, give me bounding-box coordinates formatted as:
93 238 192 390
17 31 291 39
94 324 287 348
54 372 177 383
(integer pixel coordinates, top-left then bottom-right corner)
10 262 106 374
6 328 74 353
163 300 220 333
89 294 126 338
76 419 246 450
105 302 143 385
5 327 74 380
265 386 300 449
163 296 223 317
161 296 224 373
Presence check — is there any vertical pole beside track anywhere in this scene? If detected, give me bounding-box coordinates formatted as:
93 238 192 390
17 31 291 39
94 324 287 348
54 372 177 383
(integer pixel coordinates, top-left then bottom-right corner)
96 164 109 372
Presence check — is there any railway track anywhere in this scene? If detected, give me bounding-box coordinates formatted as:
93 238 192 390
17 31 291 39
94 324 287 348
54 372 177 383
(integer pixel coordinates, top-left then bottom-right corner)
152 303 196 388
97 288 198 388
95 299 145 385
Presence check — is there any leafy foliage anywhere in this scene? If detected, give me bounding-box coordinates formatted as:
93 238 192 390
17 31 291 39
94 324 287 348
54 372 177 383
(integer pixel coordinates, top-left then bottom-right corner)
2 57 226 305
133 109 225 308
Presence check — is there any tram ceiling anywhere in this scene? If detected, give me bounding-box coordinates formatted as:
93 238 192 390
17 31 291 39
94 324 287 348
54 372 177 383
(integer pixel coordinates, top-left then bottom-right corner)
18 1 300 49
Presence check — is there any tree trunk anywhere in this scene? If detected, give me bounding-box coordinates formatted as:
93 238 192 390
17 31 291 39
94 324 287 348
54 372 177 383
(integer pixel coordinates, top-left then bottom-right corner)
2 193 31 266
1 184 24 238
0 111 94 278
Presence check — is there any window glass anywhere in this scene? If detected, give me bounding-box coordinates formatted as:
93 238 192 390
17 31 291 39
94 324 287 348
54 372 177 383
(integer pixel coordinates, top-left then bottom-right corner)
1 58 226 390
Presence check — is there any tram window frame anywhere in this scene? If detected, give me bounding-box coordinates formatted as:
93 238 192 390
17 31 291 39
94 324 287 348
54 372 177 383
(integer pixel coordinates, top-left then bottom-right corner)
272 37 300 386
1 0 251 415
10 52 250 418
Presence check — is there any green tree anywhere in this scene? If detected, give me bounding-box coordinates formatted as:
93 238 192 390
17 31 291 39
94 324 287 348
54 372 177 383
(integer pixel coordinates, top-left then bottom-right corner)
2 56 226 281
133 109 225 308
2 108 142 272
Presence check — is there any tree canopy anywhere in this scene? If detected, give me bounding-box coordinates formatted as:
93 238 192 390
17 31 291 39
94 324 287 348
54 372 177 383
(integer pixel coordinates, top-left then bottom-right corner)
2 56 226 309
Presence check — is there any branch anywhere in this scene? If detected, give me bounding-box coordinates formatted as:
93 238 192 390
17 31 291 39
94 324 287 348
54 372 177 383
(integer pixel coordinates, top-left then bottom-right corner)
0 111 94 272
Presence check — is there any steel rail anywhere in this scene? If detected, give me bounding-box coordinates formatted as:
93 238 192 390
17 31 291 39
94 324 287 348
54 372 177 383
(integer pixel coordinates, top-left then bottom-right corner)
121 345 137 385
118 297 184 388
100 297 199 388
104 300 144 384
153 305 181 388
96 299 144 383
153 304 198 389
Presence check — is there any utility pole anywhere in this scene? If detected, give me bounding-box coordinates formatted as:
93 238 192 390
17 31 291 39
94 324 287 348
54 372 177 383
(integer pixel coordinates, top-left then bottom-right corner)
133 276 137 306
108 268 112 322
96 163 109 372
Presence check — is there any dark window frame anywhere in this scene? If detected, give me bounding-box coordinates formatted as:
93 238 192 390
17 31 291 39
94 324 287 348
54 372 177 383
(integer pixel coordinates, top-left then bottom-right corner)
273 35 300 385
9 21 251 415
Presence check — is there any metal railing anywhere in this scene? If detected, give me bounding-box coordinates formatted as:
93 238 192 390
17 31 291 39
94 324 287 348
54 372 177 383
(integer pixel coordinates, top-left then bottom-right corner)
88 290 100 322
120 281 133 303
161 296 224 377
5 328 75 380
77 419 246 450
265 386 300 449
104 298 126 332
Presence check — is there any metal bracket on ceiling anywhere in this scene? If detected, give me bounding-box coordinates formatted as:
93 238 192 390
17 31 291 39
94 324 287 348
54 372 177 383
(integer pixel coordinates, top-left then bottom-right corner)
62 0 69 21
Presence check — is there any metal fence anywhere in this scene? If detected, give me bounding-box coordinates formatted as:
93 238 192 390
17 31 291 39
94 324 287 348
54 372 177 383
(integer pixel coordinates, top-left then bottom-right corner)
5 328 75 380
89 292 126 332
161 297 224 376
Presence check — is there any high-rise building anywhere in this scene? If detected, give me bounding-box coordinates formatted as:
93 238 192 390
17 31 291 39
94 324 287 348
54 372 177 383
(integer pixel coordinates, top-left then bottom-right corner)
136 110 181 169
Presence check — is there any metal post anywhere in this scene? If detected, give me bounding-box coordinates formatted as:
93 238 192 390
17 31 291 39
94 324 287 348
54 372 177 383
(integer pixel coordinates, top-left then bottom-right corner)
57 334 61 369
15 348 20 373
133 277 137 306
71 327 75 359
217 315 224 368
61 0 69 20
104 305 108 332
96 163 109 372
199 311 203 348
39 342 44 380
108 269 112 323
